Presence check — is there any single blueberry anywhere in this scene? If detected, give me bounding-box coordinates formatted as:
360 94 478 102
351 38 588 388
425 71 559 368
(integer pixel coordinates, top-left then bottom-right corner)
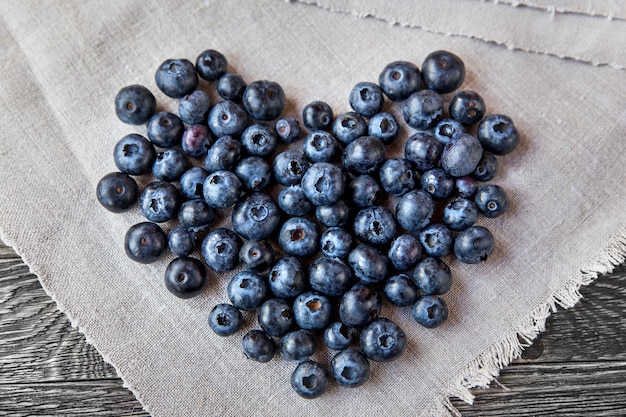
203 170 243 209
177 199 215 232
302 130 340 163
315 199 350 227
204 135 241 173
168 225 196 257
368 112 400 145
432 118 465 146
455 176 479 199
339 283 382 329
278 185 313 217
239 239 275 273
320 227 353 259
349 82 384 117
96 172 138 213
280 329 317 362
114 84 156 125
443 197 478 231
272 149 310 186
403 89 444 130
378 60 422 101
278 217 319 257
348 175 381 209
477 114 520 155
207 100 248 137
241 123 278 157
309 257 353 297
242 80 285 121
152 149 187 182
348 245 388 284
353 206 397 247
412 295 448 328
324 322 358 350
301 162 346 206
379 158 416 197
387 234 422 271
472 151 499 182
419 223 454 257
454 225 495 264
196 49 228 81
421 50 465 94
342 136 386 175
332 111 367 146
181 124 213 159
178 90 211 125
124 222 167 264
113 134 156 175
275 116 302 143
475 184 509 218
242 329 275 363
449 90 486 126
413 257 452 295
384 274 418 307
330 349 370 388
404 131 442 172
201 228 242 272
302 101 333 131
147 112 184 148
421 168 455 200
231 192 280 240
360 318 406 362
228 271 268 310
441 132 483 177
164 257 207 299
139 181 181 222
208 303 243 337
155 58 198 98
179 166 209 200
293 291 332 331
291 361 329 399
268 257 307 299
257 298 294 337
235 156 272 192
395 189 434 232
217 73 247 101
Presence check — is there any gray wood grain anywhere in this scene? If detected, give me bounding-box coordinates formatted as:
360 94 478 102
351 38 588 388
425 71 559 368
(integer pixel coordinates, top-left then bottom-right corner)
1 239 625 416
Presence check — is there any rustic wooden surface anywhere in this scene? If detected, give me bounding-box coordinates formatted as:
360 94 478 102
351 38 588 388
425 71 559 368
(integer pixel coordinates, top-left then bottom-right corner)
1 239 624 416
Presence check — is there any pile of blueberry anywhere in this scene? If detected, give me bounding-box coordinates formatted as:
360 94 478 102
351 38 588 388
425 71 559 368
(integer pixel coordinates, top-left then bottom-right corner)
97 49 519 398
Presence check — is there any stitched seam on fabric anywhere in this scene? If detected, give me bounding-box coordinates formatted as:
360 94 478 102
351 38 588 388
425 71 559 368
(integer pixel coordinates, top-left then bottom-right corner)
475 0 626 21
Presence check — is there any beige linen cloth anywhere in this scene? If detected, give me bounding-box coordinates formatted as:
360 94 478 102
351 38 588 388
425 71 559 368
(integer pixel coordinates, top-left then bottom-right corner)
0 1 625 416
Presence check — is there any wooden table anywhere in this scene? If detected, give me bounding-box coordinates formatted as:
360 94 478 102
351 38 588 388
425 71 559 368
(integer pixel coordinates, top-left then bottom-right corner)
1 239 624 416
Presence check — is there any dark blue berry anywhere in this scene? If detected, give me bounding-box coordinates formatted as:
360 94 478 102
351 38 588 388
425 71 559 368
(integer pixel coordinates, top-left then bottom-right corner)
384 274 418 306
309 257 353 297
203 170 243 209
302 130 340 163
243 80 285 121
293 291 332 331
315 199 350 227
204 135 241 173
342 136 386 175
404 131 442 172
432 118 465 146
360 318 406 362
475 184 509 218
379 158 416 197
349 82 384 117
207 100 248 137
275 116 302 143
421 50 465 94
348 245 388 284
320 227 353 259
241 123 278 157
339 283 382 328
473 151 499 182
441 132 483 177
332 111 367 146
217 73 247 100
419 223 454 257
179 166 209 200
387 234 422 271
152 149 187 182
291 361 329 399
278 217 319 257
235 156 272 192
164 256 206 299
421 168 455 200
353 206 397 246
139 181 181 222
280 329 316 362
201 228 242 272
257 298 293 337
302 101 333 131
168 225 196 257
115 85 156 125
195 49 228 81
454 225 495 264
179 90 211 125
368 112 400 144
403 89 444 130
114 134 156 175
301 162 346 206
449 90 486 126
324 322 358 350
443 197 478 231
477 114 520 155
155 58 197 98
272 149 309 186
147 112 184 148
455 176 478 199
412 295 448 328
239 239 275 272
242 329 275 363
231 192 280 240
268 257 307 299
228 271 268 310
278 185 313 217
124 222 167 264
413 257 452 295
181 124 213 158
395 189 434 232
209 303 243 337
177 199 215 232
378 60 422 101
330 349 370 387
348 175 381 208
96 172 138 213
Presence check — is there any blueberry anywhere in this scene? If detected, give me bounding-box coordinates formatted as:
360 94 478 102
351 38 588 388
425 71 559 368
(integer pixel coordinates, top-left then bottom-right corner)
421 168 455 200
179 90 211 125
384 274 418 307
201 228 242 272
278 185 313 217
208 303 243 337
293 291 332 331
324 322 358 350
403 89 444 130
139 181 181 222
243 80 285 121
275 116 302 143
207 100 248 137
450 90 486 126
379 158 416 197
228 271 268 310
124 222 167 264
419 223 454 257
113 134 156 175
339 283 382 328
395 189 434 232
152 149 187 182
115 85 156 125
349 82 384 117
280 329 316 362
278 217 319 257
315 199 350 227
320 227 353 259
177 199 215 232
353 206 397 246
332 111 367 146
273 150 309 186
164 256 207 299
454 225 495 264
96 172 138 213
155 58 198 98
360 318 406 362
204 135 241 173
477 114 520 155
309 257 353 297
412 295 448 328
217 73 247 101
475 184 509 218
455 175 478 199
443 197 478 231
235 156 272 192
387 234 422 271
302 130 340 163
257 298 294 337
239 239 275 272
181 124 213 159
179 166 209 200
421 50 465 94
432 118 465 146
404 131 442 172
441 132 483 177
231 192 280 240
241 123 278 157
203 170 243 209
348 245 388 284
473 151 499 182
195 49 228 81
378 60 422 101
302 101 333 131
291 361 329 399
330 349 370 388
268 257 307 299
242 329 275 363
168 225 196 257
301 162 346 206
342 136 386 175
147 112 184 148
368 112 400 145
348 175 381 209
413 257 452 295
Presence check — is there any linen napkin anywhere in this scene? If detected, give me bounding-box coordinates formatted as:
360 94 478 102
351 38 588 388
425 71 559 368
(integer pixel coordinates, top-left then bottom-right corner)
0 1 624 416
